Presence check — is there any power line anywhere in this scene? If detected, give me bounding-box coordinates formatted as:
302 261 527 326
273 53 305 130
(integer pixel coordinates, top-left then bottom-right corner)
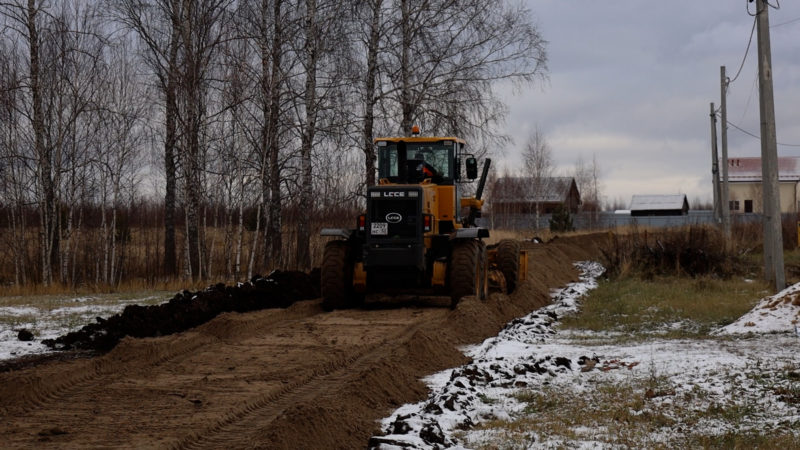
726 119 761 139
738 75 758 123
728 17 756 85
771 16 800 27
725 118 800 147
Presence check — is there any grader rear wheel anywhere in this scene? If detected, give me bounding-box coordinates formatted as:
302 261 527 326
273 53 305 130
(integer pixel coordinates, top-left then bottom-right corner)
496 239 521 294
448 240 487 308
321 240 360 311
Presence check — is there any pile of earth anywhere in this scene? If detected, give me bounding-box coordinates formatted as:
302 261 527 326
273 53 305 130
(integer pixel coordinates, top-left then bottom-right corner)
42 269 320 353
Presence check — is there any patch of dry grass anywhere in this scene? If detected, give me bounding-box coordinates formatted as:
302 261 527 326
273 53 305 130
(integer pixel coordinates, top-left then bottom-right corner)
0 278 207 298
464 378 676 448
560 276 769 338
466 375 800 449
0 290 175 310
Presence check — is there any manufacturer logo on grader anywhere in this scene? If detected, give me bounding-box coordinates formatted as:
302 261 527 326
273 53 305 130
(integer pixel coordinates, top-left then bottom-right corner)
385 213 402 223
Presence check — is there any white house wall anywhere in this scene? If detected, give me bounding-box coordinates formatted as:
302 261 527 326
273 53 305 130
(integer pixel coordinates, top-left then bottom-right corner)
728 181 799 214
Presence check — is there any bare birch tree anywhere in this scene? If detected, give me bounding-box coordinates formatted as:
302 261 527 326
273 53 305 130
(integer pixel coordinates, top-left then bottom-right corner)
235 0 288 271
358 0 384 187
0 39 29 285
574 153 601 214
292 0 354 269
94 37 150 285
109 0 183 276
174 0 232 280
11 0 58 284
387 0 547 143
264 0 285 270
113 0 231 281
522 127 552 229
0 0 109 284
294 0 318 269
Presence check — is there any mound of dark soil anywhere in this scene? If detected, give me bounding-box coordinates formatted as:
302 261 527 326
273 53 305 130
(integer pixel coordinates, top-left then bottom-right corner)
42 269 321 353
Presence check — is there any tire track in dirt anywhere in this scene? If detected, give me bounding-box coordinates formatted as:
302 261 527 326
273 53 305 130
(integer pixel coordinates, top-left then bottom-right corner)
171 313 432 450
0 301 320 418
0 333 214 417
1 303 442 449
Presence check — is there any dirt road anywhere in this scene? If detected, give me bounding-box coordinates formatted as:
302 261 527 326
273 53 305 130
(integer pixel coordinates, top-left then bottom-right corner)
0 235 606 449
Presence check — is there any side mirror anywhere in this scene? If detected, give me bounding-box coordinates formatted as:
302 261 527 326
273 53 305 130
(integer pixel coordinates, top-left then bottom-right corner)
465 157 478 180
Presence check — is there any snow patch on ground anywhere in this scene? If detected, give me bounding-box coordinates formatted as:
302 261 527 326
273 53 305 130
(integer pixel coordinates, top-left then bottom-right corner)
0 296 166 361
715 282 800 335
370 263 800 449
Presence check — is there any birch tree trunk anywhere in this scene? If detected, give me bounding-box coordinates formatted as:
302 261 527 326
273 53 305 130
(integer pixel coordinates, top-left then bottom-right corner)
101 181 110 284
235 169 245 279
362 0 383 187
264 0 283 269
295 0 318 270
399 0 413 134
26 0 57 285
248 204 262 280
163 19 179 277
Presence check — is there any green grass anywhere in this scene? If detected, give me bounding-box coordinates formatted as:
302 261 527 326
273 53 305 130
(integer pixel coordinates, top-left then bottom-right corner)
778 248 800 267
560 276 770 338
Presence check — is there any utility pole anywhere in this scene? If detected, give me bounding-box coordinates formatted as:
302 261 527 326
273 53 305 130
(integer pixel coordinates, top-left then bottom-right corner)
720 66 732 237
709 102 721 223
755 0 785 291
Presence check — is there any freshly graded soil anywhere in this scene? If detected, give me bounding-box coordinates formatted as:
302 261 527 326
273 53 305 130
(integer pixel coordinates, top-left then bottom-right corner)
0 234 607 449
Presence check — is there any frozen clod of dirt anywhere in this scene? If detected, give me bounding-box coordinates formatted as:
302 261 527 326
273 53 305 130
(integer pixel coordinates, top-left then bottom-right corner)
41 269 320 353
17 329 34 342
368 262 604 450
715 280 800 335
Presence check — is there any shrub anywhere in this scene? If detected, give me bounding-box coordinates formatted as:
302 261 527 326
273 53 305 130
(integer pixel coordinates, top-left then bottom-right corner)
600 226 745 279
549 204 574 232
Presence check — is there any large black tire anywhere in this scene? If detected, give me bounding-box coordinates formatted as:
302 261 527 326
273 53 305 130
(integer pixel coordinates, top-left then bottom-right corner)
321 240 358 311
448 240 487 307
496 239 521 294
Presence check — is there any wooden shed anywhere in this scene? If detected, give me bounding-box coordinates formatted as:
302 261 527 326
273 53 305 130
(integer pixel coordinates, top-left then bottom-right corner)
629 194 689 216
490 177 582 214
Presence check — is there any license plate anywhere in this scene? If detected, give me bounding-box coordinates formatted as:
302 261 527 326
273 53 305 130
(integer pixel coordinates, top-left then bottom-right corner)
371 222 388 235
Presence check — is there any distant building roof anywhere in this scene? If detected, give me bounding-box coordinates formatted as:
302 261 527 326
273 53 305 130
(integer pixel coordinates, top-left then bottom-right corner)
491 177 580 203
629 194 688 211
728 157 800 182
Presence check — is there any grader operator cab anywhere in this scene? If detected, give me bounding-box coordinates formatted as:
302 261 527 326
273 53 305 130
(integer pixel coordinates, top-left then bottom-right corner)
320 127 527 310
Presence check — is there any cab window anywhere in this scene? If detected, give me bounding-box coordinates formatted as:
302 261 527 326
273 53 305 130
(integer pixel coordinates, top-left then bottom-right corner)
377 140 455 184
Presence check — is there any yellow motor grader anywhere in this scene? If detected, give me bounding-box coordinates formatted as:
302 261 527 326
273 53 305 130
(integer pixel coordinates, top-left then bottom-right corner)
320 127 526 310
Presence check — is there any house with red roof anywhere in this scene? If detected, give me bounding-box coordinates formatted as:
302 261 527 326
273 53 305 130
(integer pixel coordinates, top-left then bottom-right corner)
727 157 800 213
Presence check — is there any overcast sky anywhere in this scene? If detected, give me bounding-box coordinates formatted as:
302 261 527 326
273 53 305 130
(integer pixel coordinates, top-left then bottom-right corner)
497 0 800 208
